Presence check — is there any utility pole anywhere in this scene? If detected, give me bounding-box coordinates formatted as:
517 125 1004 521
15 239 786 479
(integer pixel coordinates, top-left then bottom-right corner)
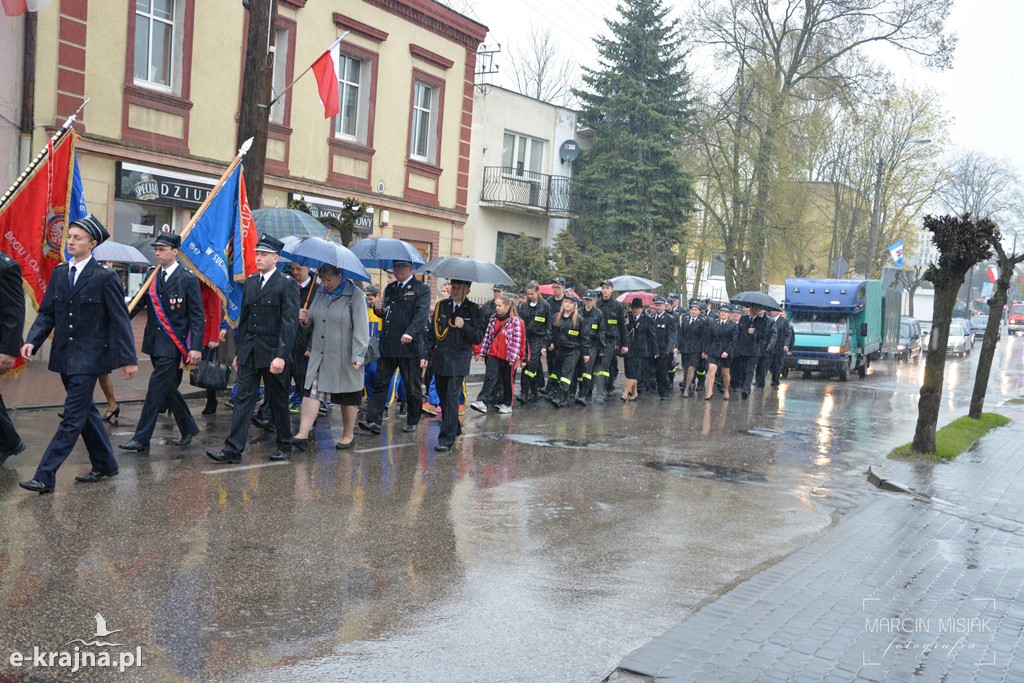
237 0 278 209
865 155 884 277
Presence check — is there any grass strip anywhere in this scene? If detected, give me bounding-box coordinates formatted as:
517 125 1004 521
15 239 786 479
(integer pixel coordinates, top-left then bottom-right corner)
889 413 1010 461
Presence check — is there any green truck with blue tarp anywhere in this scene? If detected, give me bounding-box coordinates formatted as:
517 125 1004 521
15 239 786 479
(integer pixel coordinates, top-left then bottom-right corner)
784 278 901 381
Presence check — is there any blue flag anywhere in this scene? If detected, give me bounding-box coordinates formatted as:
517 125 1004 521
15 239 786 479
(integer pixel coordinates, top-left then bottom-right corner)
62 153 89 261
179 164 255 326
888 239 905 268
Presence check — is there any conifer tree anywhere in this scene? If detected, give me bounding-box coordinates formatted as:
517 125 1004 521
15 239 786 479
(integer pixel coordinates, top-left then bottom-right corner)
573 0 694 279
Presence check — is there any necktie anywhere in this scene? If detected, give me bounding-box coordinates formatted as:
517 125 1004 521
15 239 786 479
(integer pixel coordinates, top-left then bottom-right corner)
68 265 77 288
158 269 167 291
261 274 268 289
453 303 459 315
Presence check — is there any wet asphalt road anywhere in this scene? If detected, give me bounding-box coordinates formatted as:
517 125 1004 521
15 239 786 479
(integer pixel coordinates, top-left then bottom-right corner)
0 338 1021 682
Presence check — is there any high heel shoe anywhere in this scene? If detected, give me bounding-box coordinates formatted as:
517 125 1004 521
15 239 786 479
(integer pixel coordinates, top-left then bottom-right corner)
620 394 628 402
103 405 120 422
292 437 309 451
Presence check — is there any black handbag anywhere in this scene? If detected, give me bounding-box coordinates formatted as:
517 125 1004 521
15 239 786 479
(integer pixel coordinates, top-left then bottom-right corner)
190 348 231 390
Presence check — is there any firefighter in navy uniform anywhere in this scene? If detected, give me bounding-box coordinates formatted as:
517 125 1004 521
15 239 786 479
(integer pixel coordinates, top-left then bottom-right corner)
650 296 678 400
358 259 431 434
595 280 626 401
0 250 26 467
622 297 655 400
207 234 299 463
676 299 709 398
734 304 773 399
576 290 605 406
518 280 550 404
766 308 793 388
19 215 138 494
424 279 483 452
119 233 205 453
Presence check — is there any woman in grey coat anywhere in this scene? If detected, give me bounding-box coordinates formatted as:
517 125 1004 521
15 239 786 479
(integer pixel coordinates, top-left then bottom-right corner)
292 265 370 450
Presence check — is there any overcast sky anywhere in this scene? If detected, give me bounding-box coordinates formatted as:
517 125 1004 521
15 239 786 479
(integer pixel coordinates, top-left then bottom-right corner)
466 0 1024 192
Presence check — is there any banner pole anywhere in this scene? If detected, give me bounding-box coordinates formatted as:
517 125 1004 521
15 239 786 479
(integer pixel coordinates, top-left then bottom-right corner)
264 33 347 110
127 137 253 314
0 98 90 213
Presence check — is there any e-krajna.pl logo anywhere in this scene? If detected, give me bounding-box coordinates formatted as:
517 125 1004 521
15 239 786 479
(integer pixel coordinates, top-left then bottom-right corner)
7 613 142 674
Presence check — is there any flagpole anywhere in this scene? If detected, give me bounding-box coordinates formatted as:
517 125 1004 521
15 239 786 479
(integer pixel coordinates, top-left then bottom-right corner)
127 137 254 314
0 98 90 212
263 33 347 110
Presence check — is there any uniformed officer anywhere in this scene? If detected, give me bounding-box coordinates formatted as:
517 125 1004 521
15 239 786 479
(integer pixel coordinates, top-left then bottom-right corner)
704 304 738 400
358 259 431 434
677 299 709 398
576 290 605 405
19 215 138 493
622 297 655 400
119 233 204 453
518 280 550 403
650 296 678 400
734 303 773 399
767 308 794 388
207 234 299 463
541 276 567 394
480 283 507 321
425 279 483 451
546 293 586 408
0 249 26 466
595 280 627 400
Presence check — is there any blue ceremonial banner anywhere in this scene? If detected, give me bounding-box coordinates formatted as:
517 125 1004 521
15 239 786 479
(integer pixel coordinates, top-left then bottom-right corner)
888 239 905 268
62 153 88 261
179 164 255 326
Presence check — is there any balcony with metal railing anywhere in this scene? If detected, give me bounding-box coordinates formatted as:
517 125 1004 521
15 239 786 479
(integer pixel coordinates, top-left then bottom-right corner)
479 166 579 218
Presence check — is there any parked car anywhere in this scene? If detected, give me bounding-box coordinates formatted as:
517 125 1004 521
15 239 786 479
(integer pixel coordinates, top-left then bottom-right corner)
947 321 973 357
921 321 933 354
897 317 923 362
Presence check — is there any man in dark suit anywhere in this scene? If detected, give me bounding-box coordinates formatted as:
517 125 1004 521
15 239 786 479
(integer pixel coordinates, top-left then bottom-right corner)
207 234 299 463
650 296 678 400
0 250 26 466
19 215 138 493
119 233 204 453
425 279 483 452
358 259 430 434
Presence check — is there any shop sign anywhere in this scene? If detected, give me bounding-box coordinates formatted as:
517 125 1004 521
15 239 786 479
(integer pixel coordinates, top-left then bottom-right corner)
117 162 215 209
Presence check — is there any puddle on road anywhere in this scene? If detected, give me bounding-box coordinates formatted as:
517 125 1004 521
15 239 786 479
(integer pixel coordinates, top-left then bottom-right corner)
498 434 608 449
645 460 768 484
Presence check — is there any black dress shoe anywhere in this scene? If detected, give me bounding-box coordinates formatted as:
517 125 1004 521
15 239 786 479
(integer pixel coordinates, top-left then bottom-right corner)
0 440 26 466
335 439 355 450
118 440 149 452
251 415 274 431
358 420 381 434
178 430 200 446
206 449 241 464
434 443 451 452
269 450 291 461
402 424 418 433
75 469 118 483
19 479 53 494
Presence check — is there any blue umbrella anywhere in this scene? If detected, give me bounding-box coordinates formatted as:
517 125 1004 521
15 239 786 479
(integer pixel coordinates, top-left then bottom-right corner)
281 236 371 283
349 237 425 270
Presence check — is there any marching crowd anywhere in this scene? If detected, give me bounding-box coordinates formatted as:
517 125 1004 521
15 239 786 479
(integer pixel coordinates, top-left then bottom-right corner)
0 214 798 493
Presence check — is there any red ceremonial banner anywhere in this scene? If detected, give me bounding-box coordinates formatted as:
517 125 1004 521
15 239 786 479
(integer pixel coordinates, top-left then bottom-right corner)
0 130 78 308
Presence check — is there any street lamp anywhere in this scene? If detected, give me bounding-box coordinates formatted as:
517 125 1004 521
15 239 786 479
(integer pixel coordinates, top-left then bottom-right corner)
866 139 931 277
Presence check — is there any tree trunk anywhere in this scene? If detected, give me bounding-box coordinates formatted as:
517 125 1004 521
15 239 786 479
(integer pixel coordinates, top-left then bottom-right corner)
911 282 960 453
237 0 278 209
969 252 1022 418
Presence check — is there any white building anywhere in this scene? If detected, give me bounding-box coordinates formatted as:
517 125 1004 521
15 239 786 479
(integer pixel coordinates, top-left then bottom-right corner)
465 85 578 266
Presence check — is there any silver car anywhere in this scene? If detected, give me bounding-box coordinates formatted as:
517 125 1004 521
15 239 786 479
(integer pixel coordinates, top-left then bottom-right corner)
947 322 973 357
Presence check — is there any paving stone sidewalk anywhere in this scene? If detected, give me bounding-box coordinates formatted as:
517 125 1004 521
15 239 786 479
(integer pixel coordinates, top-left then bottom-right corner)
612 409 1024 682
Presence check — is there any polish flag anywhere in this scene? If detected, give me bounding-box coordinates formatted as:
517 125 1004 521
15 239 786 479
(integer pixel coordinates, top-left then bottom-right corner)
2 0 51 16
310 36 344 119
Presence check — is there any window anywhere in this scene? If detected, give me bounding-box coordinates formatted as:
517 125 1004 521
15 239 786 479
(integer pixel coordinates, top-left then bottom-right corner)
269 26 290 125
336 54 367 140
496 232 541 265
502 133 545 175
410 80 437 162
134 0 180 91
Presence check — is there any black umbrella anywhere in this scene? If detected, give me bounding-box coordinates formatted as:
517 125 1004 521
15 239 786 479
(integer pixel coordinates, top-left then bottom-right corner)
730 291 782 311
252 208 333 241
416 257 515 287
